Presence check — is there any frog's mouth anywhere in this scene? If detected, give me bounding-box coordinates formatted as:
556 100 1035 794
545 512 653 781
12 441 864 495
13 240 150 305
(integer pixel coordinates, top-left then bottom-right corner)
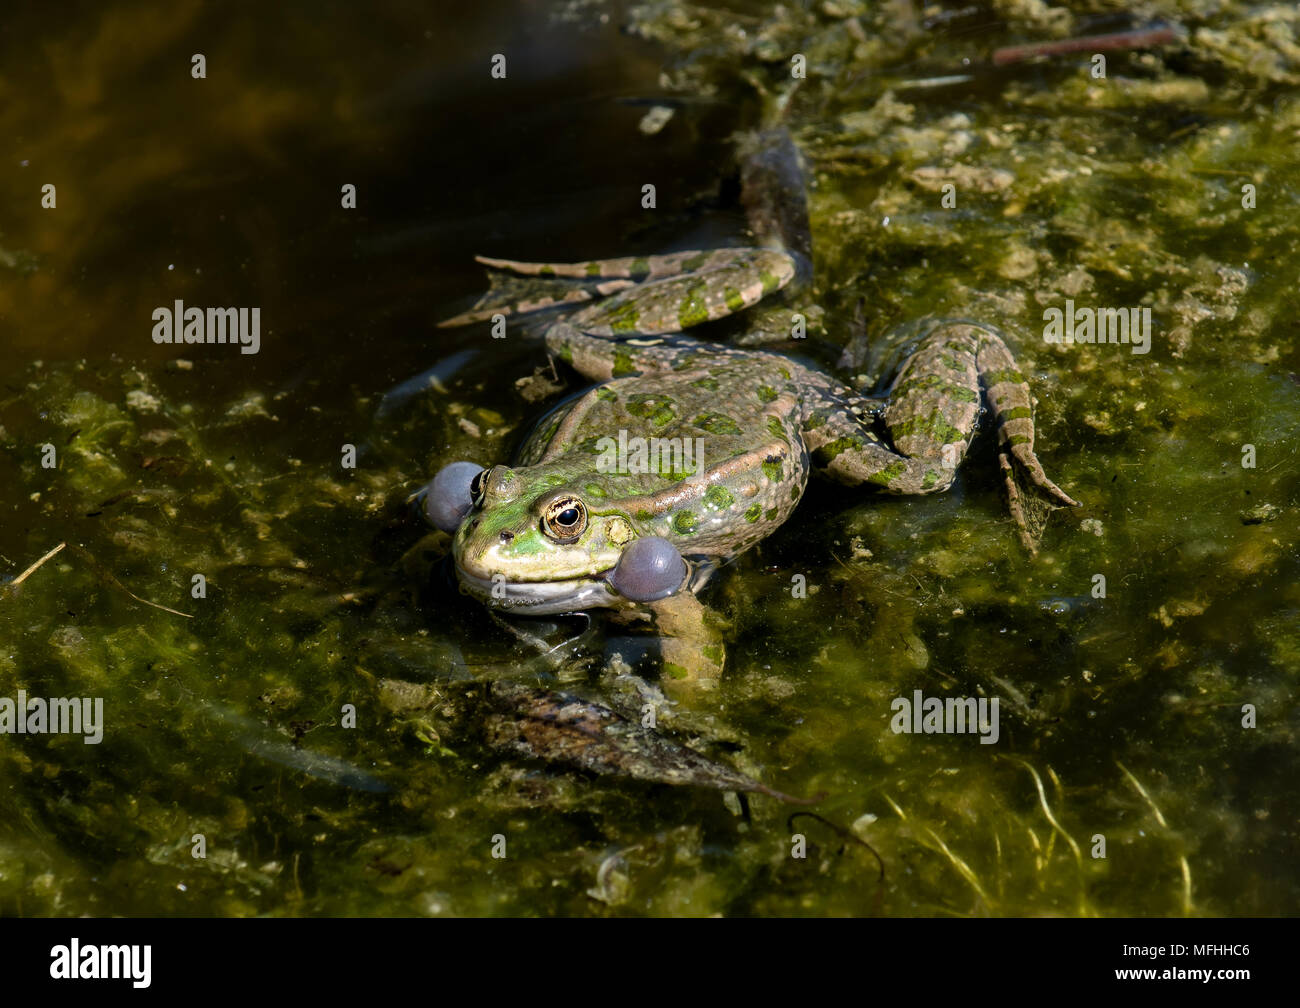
454 567 622 615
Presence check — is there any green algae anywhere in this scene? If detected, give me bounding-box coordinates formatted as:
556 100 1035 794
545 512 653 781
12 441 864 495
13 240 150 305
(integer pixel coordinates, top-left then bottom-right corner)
0 0 1297 918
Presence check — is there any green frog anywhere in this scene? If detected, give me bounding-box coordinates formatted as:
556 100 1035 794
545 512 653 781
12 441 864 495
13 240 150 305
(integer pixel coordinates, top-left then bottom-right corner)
425 233 1076 685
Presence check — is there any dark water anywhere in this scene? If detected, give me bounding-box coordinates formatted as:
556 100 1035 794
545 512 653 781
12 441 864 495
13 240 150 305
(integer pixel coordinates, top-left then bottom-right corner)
0 0 1297 916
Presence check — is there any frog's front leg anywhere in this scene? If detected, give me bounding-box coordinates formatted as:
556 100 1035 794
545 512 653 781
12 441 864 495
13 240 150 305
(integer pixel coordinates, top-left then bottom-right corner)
606 590 726 694
805 320 1076 540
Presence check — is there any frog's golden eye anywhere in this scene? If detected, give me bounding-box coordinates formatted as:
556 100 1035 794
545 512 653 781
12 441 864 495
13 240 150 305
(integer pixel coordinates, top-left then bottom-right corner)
470 469 487 507
542 496 587 543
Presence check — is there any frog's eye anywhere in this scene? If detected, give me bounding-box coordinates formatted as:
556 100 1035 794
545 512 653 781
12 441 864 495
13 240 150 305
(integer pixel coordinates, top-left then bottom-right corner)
542 496 587 543
470 469 487 507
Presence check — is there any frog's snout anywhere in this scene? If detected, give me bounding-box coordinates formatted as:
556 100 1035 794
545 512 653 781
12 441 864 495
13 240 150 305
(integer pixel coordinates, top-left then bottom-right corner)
608 536 687 602
416 461 485 532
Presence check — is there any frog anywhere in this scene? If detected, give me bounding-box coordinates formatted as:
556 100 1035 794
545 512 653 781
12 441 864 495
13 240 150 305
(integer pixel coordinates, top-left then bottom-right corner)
422 232 1077 686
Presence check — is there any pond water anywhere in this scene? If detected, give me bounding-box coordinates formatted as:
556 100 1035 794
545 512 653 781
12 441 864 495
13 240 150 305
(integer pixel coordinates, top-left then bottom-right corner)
0 0 1296 916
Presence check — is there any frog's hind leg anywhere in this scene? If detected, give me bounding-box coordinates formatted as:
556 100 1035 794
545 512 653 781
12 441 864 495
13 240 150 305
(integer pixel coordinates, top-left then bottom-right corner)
967 323 1078 508
441 249 796 334
544 248 798 380
804 385 960 495
436 261 639 328
565 248 795 337
474 250 746 284
805 321 1076 532
542 321 682 381
437 254 675 328
436 284 616 328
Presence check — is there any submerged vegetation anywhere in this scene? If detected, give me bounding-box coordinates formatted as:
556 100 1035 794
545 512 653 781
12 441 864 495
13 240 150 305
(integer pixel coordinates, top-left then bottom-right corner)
0 0 1296 915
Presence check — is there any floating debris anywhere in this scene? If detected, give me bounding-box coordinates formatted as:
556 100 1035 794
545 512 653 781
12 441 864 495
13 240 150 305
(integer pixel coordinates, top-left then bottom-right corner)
1240 503 1281 525
638 104 676 135
482 681 814 802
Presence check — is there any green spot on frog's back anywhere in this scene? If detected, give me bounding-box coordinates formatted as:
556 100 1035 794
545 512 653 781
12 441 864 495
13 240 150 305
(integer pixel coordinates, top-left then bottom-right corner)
672 511 697 535
744 503 762 523
762 459 783 483
626 393 678 428
694 412 742 436
703 485 735 511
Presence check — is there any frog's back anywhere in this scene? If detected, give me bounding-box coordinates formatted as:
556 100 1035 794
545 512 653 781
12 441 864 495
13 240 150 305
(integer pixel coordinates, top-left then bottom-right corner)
519 354 810 558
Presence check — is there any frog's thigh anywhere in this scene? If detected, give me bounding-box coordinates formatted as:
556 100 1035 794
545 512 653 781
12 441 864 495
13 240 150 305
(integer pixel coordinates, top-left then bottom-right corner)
814 418 960 494
882 322 983 471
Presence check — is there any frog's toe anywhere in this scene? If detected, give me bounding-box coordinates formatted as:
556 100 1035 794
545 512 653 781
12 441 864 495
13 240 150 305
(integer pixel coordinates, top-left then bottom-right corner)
417 461 485 532
1002 439 1079 508
609 536 687 602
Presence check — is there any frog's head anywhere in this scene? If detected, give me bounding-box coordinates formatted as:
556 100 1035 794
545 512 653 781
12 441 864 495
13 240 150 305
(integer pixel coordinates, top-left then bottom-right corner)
418 461 687 615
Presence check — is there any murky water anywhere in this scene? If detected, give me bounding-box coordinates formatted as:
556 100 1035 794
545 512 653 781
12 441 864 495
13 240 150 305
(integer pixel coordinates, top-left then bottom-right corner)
1 1 1296 916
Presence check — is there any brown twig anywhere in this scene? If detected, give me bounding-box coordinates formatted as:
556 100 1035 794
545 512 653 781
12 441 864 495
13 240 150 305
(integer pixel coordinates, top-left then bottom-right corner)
993 26 1181 67
8 541 67 587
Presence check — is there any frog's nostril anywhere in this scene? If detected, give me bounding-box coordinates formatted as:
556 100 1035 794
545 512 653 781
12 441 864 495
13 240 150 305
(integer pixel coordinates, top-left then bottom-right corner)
500 531 514 543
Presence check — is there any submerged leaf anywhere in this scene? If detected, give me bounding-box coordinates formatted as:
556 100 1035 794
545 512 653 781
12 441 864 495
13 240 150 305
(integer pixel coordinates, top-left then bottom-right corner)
482 681 812 803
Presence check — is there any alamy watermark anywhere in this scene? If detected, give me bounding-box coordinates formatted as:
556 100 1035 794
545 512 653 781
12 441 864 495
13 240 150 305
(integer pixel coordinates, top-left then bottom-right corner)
152 301 260 354
1043 300 1151 355
0 690 103 744
890 689 999 744
50 940 150 987
595 430 704 476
